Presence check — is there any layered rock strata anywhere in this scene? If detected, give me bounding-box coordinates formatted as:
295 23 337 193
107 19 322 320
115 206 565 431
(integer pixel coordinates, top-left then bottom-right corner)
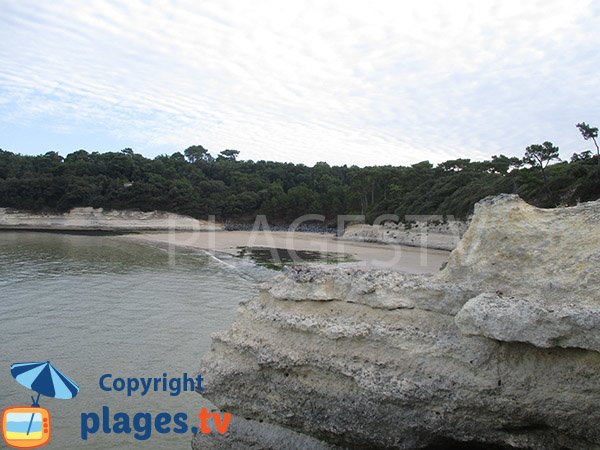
0 207 221 231
197 195 600 449
339 220 468 251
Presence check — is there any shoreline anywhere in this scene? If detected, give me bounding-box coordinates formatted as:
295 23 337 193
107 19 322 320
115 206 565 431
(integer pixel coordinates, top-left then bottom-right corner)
0 207 222 232
122 230 450 273
0 227 141 235
0 226 450 274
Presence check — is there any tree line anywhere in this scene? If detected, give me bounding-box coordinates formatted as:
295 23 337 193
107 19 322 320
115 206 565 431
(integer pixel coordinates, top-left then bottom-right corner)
1 125 599 225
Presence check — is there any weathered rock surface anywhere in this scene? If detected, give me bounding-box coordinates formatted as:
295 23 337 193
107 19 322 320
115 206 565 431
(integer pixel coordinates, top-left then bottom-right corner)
192 414 341 450
339 220 468 251
196 195 600 449
438 194 600 299
456 293 600 353
268 267 478 315
442 194 600 353
0 207 221 231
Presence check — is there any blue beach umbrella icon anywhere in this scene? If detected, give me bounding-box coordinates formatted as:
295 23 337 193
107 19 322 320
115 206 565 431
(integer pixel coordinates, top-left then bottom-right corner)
10 361 79 435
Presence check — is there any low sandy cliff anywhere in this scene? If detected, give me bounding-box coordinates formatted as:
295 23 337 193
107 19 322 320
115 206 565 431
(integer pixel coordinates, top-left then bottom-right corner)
0 207 222 231
196 194 600 449
340 220 468 251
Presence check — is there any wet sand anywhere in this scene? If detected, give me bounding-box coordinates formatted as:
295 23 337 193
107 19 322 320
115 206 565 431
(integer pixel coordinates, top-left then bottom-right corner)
124 230 450 273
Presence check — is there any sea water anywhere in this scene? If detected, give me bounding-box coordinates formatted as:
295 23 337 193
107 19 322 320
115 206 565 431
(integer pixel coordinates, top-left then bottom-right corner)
0 231 256 449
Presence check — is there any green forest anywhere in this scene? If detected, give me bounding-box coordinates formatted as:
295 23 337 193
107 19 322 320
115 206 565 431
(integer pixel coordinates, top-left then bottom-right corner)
1 137 600 225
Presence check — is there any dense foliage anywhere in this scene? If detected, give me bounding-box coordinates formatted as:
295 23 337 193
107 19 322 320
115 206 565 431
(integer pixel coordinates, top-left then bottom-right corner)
1 145 599 225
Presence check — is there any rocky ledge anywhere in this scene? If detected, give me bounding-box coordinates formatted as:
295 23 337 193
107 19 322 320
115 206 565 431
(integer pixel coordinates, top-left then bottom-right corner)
196 194 600 449
339 219 468 251
0 207 222 231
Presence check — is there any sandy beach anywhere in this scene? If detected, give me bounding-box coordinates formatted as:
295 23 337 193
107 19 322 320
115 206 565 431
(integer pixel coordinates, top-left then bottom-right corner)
124 230 450 273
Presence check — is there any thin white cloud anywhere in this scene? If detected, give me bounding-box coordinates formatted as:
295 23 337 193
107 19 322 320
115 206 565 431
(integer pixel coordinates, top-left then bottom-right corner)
0 0 599 166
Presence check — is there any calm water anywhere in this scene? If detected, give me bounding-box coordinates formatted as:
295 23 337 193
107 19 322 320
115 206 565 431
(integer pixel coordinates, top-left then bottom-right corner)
0 232 257 449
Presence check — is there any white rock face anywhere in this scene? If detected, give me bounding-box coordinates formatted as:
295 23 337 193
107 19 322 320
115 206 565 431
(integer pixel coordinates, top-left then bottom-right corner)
443 194 600 353
196 195 600 449
456 293 600 353
0 207 222 231
439 194 600 299
268 266 478 314
340 220 468 251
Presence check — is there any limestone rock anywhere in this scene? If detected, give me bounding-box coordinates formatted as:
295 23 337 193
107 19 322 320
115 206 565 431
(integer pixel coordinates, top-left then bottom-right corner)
0 207 221 231
196 195 600 449
192 414 340 450
339 219 467 251
444 194 600 353
199 290 600 449
268 266 478 315
438 194 600 301
455 293 600 353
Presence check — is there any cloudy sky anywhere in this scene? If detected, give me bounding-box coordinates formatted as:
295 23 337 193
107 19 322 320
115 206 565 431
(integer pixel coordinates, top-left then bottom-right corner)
0 0 599 166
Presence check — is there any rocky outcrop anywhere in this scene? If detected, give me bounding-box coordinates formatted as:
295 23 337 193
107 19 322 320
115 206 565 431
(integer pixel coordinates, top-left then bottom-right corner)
0 207 222 231
192 415 340 450
196 194 600 449
339 220 468 251
455 292 600 353
440 194 600 353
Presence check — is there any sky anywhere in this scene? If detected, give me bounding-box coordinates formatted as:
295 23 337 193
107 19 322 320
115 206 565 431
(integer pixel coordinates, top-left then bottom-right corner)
0 0 599 167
